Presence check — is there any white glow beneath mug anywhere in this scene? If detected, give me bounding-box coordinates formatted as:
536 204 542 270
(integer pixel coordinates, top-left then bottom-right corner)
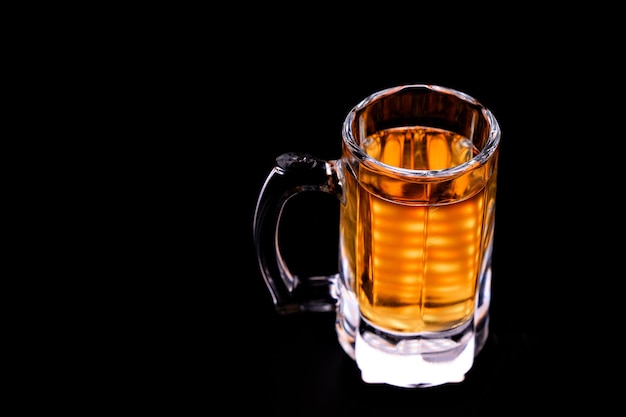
355 331 474 388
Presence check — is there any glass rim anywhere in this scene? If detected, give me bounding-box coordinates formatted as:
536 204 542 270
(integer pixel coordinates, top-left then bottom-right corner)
342 84 501 179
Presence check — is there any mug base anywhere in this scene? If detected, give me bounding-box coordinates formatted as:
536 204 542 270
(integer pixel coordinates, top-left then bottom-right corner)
333 272 490 387
354 320 475 388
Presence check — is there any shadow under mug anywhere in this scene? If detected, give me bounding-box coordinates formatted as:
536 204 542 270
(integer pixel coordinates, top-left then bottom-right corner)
253 84 501 388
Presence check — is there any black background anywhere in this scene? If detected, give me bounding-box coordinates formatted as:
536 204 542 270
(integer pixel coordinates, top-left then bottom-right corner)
21 5 623 415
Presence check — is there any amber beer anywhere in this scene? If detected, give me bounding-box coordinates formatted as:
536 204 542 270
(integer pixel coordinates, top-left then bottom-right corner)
340 126 498 334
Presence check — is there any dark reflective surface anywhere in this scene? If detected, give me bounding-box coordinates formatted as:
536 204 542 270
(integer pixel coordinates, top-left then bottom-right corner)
249 315 548 414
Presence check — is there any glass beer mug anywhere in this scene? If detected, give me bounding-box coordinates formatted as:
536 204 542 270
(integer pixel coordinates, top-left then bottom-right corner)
253 84 501 388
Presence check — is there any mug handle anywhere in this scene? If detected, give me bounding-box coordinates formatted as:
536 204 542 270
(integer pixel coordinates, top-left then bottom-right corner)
253 152 341 314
